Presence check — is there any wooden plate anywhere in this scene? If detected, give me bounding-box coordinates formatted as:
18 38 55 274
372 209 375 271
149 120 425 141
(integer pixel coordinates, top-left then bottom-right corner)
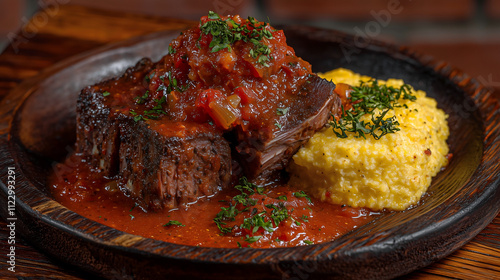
0 26 499 280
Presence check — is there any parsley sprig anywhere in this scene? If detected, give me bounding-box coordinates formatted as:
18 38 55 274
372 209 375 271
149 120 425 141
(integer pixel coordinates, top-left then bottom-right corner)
331 80 416 139
130 69 189 122
292 191 312 204
265 203 290 226
213 177 263 233
134 90 149 104
200 11 273 66
163 220 185 227
130 96 167 122
159 72 188 93
276 107 289 116
213 177 312 245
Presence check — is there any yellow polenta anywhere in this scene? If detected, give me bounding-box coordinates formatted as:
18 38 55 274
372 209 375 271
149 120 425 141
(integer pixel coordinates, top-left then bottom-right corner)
288 68 449 211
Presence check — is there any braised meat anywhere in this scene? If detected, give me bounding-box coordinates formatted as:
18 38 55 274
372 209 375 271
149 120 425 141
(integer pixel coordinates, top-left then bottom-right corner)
77 59 232 210
117 120 231 210
76 12 338 210
235 74 339 181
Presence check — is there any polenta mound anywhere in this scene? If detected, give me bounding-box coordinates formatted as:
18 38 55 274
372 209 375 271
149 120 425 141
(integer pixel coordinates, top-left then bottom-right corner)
288 68 450 211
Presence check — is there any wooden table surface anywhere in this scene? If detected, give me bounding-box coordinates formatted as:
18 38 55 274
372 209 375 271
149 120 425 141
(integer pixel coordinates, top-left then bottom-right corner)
0 5 499 279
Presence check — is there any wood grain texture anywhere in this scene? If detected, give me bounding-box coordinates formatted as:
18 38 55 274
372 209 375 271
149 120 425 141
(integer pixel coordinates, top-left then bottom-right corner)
0 4 499 279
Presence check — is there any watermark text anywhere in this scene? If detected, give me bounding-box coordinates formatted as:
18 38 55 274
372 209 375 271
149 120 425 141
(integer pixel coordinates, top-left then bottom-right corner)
6 166 16 273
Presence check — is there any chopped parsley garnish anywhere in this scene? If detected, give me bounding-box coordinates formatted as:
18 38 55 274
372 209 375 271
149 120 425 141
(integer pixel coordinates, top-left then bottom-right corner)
213 177 314 246
145 71 156 83
163 220 185 227
276 107 289 116
168 44 176 54
213 204 241 233
130 95 167 122
235 177 264 195
304 240 314 245
213 177 262 233
292 191 312 204
129 203 138 212
134 90 149 104
131 69 191 123
129 110 145 122
241 211 274 233
102 91 111 97
244 235 262 243
265 203 290 226
200 11 273 66
331 80 416 139
159 72 189 93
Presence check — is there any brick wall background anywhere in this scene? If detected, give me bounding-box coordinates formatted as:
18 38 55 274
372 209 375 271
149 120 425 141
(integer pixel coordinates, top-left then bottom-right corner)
1 0 499 89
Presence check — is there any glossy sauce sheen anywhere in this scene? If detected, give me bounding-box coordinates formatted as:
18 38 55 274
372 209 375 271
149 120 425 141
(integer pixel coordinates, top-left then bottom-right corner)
50 154 378 248
98 14 313 132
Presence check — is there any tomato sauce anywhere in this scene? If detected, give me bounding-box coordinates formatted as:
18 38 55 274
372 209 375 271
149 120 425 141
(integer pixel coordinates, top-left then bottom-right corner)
98 13 314 133
49 154 379 248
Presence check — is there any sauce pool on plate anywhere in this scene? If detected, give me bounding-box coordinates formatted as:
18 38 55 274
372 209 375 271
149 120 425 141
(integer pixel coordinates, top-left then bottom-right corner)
49 154 380 248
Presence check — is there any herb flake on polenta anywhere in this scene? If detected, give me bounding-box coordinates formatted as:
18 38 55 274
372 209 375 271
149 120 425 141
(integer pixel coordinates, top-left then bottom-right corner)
331 80 416 140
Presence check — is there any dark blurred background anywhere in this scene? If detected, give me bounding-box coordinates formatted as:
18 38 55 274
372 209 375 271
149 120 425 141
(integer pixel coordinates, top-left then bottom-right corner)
1 0 499 90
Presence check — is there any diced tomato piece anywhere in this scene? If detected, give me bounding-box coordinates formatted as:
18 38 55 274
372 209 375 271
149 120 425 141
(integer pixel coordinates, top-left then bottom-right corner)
240 106 251 121
199 15 209 25
196 89 223 110
245 59 264 78
219 51 236 71
273 30 285 42
233 87 255 104
334 83 353 102
281 64 294 76
174 52 189 74
198 33 212 48
195 91 208 110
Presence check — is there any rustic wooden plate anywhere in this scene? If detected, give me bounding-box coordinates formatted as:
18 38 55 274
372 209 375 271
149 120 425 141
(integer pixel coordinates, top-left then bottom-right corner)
0 26 499 280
